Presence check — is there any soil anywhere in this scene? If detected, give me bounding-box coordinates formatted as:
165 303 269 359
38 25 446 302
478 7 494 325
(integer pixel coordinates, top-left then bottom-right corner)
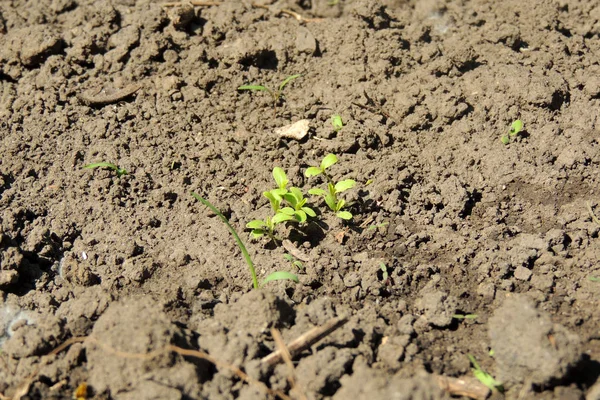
1 0 600 399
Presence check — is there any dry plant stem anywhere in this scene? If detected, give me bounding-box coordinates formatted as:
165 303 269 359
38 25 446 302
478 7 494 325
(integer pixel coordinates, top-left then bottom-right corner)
77 84 142 106
587 202 600 225
161 1 221 6
3 336 290 400
261 315 349 367
271 329 308 400
282 239 312 262
435 375 490 400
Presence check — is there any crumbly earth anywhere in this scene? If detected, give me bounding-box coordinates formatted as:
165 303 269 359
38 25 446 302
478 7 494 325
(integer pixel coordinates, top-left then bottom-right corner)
1 0 600 399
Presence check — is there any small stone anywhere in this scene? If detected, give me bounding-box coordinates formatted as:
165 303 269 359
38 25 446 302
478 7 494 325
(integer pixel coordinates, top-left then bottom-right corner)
275 119 310 140
296 26 317 55
514 266 532 281
343 272 361 288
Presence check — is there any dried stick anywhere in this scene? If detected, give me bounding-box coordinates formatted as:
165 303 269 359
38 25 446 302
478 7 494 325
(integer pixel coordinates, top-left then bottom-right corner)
251 3 322 23
435 375 490 400
261 315 348 367
77 84 142 106
161 1 221 6
271 329 307 400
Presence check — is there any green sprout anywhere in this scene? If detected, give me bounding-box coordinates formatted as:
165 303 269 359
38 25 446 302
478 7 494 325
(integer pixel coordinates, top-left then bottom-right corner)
280 187 317 223
284 253 304 270
191 192 298 289
306 154 356 220
501 119 524 145
380 262 389 281
238 74 302 115
308 180 356 220
246 213 295 241
83 162 127 178
589 276 600 282
453 314 478 320
468 354 504 392
331 114 344 132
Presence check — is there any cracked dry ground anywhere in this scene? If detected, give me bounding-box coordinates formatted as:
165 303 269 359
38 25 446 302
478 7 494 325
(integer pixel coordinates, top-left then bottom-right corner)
1 0 600 399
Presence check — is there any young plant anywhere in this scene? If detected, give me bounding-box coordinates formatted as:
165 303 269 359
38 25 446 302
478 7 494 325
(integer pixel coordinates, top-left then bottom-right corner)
238 74 302 115
308 180 356 220
331 114 344 132
280 187 316 223
501 119 523 145
284 253 304 270
306 153 356 220
246 213 295 241
468 354 504 392
191 192 298 289
83 162 127 178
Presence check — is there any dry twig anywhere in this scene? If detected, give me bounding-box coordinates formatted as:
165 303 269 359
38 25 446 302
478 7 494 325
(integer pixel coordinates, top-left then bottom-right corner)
272 328 308 400
161 1 221 6
435 375 491 400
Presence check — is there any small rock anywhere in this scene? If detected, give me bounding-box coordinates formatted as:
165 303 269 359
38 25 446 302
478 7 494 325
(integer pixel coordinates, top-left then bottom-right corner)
514 266 532 281
296 26 317 55
488 295 581 385
344 272 361 288
414 285 457 328
275 119 310 140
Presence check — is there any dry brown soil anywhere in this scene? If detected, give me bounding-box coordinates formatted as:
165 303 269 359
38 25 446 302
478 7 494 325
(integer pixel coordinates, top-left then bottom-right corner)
1 0 600 399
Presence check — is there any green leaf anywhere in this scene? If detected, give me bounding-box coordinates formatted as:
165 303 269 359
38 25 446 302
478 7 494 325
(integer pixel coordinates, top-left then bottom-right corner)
238 85 270 92
305 167 323 177
272 212 295 224
271 188 287 197
289 187 304 202
246 220 266 229
261 271 299 286
320 154 338 170
278 74 302 92
336 199 345 211
334 179 356 193
263 191 282 212
283 193 298 207
468 354 503 392
280 207 296 216
191 193 259 289
283 254 294 262
331 114 343 131
500 135 510 145
273 167 288 190
294 210 307 223
308 188 326 196
84 162 127 178
589 276 600 282
453 314 478 319
302 207 316 217
510 119 523 136
251 230 265 238
325 193 337 211
336 211 353 220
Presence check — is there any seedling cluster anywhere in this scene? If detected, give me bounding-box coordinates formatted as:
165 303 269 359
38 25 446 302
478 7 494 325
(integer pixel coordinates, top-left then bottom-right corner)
246 154 356 242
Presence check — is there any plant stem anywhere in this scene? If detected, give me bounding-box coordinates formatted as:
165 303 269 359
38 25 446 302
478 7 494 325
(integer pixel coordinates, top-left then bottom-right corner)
191 192 259 289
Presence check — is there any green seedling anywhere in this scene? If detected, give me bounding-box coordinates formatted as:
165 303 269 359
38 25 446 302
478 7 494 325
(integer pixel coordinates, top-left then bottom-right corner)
380 262 389 281
280 187 317 223
191 192 298 289
284 253 304 270
468 354 504 392
246 213 295 241
331 114 344 132
367 222 389 231
589 276 600 282
501 119 524 145
238 74 302 115
308 180 356 220
305 153 338 182
453 314 478 320
83 162 127 178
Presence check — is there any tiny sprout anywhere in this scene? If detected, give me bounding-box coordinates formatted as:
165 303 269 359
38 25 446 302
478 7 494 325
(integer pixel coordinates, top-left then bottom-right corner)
83 162 127 178
501 119 524 145
468 354 504 392
380 262 389 281
238 74 302 116
305 153 338 179
510 120 523 136
284 253 304 270
453 314 478 320
308 180 356 220
331 114 344 132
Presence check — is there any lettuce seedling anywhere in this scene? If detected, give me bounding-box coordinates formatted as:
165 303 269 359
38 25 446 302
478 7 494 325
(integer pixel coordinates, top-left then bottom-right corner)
83 162 127 178
280 187 316 223
501 119 524 145
305 153 338 182
246 213 296 241
331 114 344 132
308 179 356 220
238 74 302 116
